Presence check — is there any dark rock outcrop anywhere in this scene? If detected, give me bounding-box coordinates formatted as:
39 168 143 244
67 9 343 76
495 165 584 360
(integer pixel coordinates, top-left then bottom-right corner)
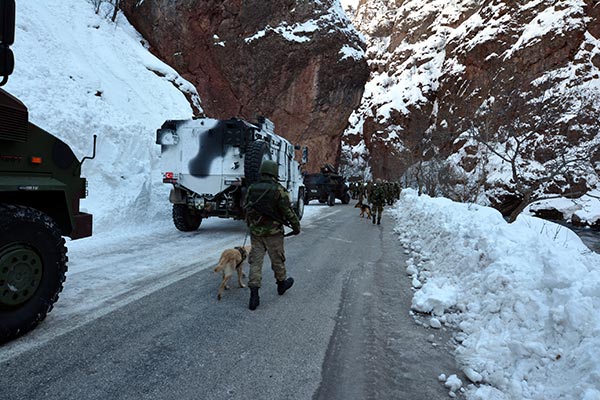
120 0 369 172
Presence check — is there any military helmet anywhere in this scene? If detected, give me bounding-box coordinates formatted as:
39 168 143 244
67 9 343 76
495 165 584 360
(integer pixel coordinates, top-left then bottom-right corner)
259 159 278 177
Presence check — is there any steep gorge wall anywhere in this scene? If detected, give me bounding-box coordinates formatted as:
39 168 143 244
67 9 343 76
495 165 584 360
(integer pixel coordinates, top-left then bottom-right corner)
343 0 600 212
120 0 369 173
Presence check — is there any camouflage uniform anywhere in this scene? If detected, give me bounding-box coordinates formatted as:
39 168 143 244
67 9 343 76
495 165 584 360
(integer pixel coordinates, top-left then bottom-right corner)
365 181 374 204
394 182 401 200
357 181 365 203
370 183 386 225
244 175 300 289
385 181 394 205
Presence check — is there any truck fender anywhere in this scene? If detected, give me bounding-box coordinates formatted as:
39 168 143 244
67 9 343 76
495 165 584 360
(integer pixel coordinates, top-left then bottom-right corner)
169 188 186 204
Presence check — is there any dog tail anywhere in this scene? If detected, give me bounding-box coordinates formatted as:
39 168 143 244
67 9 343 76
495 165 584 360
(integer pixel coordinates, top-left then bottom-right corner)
214 263 225 273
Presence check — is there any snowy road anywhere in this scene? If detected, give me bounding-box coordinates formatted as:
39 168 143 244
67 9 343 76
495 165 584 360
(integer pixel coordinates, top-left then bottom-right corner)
0 202 461 399
0 205 329 361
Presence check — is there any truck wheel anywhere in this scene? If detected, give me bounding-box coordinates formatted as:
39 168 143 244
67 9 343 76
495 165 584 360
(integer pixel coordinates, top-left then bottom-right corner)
172 204 202 232
327 192 335 206
244 140 271 185
0 205 67 344
295 189 305 220
342 192 351 204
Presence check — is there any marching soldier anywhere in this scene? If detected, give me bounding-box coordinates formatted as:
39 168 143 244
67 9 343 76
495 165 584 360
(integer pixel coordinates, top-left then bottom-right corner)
244 160 300 311
370 179 386 225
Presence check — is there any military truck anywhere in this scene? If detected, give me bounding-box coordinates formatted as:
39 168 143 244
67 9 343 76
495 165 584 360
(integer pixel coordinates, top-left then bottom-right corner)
0 0 94 343
156 116 306 231
303 163 350 206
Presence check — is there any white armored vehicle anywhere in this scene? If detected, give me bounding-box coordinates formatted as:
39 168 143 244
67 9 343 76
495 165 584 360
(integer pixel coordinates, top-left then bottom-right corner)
156 117 306 231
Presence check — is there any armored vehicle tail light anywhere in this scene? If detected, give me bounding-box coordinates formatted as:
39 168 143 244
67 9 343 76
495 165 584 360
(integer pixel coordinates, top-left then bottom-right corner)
80 178 88 199
163 171 177 184
30 156 42 164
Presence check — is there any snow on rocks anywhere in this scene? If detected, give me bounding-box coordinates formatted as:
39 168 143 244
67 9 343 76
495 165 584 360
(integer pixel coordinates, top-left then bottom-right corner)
463 367 482 384
411 281 458 316
444 374 463 397
429 317 442 329
392 189 600 400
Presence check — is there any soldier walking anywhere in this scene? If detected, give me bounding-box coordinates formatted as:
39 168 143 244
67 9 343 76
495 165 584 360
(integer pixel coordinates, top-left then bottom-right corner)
370 179 386 225
244 160 301 311
365 180 374 204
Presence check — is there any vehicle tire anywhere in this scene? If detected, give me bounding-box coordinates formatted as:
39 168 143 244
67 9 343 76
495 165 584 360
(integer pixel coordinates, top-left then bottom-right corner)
327 192 335 206
0 204 67 344
342 192 351 205
172 204 202 232
295 189 305 220
244 140 272 185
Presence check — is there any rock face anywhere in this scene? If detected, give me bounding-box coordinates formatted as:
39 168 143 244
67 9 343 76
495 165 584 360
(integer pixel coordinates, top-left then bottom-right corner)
343 0 600 216
120 0 369 173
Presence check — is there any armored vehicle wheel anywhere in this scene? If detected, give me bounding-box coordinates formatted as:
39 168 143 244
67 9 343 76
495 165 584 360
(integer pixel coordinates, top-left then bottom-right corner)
342 192 351 204
327 192 335 206
295 188 305 220
172 204 202 232
0 205 67 344
244 140 271 185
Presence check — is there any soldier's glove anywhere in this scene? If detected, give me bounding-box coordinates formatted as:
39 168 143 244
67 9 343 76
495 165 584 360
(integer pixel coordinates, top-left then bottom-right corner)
285 228 301 237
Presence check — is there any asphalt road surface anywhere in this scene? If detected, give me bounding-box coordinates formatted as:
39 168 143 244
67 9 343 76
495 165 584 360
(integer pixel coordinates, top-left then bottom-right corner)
1 202 462 400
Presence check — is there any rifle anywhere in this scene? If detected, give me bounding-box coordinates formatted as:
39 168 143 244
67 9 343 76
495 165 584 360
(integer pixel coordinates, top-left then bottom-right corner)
245 188 299 236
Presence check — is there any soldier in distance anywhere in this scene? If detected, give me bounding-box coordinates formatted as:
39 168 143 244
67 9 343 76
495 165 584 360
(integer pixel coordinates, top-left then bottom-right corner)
244 159 301 311
370 178 386 225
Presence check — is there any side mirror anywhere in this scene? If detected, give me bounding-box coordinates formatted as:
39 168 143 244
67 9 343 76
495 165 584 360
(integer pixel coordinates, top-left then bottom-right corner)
0 0 16 46
302 146 308 165
0 46 13 85
0 45 13 73
0 0 15 86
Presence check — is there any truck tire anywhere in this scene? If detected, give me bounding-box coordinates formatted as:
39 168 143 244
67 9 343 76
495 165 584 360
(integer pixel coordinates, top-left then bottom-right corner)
0 205 67 344
172 204 202 232
327 192 336 206
342 192 351 204
295 188 305 220
244 140 271 185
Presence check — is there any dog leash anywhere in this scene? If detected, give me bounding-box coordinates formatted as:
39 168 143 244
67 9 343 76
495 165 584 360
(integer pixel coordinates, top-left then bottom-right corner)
242 229 249 247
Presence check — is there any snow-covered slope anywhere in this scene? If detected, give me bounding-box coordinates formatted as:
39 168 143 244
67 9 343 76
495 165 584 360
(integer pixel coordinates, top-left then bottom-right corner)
5 1 200 232
343 0 600 224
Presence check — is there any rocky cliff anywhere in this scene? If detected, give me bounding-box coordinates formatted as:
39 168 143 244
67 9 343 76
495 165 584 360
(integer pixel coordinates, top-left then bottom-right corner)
120 0 369 173
343 0 600 219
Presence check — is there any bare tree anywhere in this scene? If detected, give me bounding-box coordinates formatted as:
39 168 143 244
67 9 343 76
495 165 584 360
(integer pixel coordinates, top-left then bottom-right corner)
468 90 599 222
89 0 120 21
111 0 121 22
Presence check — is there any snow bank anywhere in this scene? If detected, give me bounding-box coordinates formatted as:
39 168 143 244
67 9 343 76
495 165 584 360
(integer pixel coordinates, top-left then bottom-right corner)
5 1 199 232
392 189 600 400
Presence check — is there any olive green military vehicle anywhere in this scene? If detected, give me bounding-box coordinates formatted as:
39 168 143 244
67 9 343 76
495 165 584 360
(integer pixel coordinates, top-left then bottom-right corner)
0 0 94 343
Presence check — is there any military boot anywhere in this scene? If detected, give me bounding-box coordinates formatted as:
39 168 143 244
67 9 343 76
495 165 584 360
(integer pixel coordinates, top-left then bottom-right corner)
249 287 260 310
377 218 381 225
372 215 376 224
277 277 294 295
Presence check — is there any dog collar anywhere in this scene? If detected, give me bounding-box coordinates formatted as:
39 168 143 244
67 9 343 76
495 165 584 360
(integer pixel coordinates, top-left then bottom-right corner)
234 246 247 263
